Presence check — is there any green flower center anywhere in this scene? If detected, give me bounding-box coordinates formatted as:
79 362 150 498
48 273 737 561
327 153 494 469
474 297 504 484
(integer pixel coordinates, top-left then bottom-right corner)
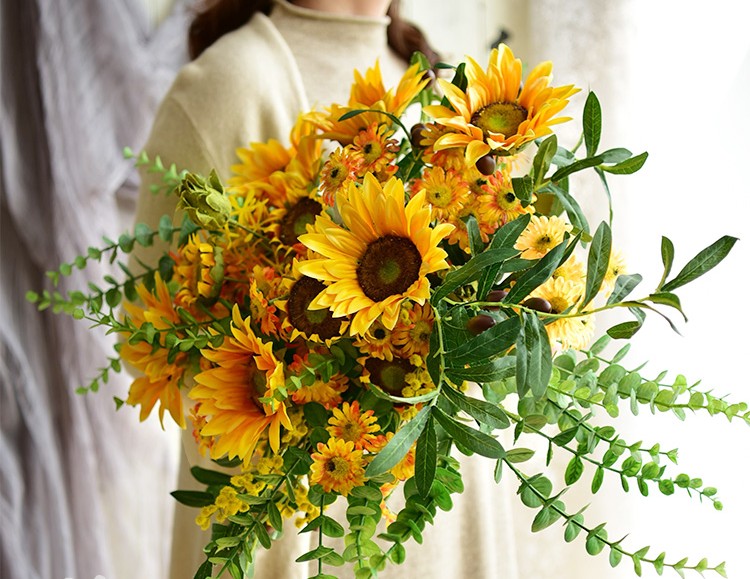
471 102 528 138
279 198 322 245
357 235 422 302
288 276 341 340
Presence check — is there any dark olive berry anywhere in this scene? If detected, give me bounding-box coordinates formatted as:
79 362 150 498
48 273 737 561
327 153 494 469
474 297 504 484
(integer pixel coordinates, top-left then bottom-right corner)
521 297 553 314
410 123 427 148
485 289 508 310
467 314 496 335
475 154 496 176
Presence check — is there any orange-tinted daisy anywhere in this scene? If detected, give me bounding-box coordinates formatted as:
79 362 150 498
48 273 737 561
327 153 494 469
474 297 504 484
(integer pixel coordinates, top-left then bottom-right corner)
190 306 292 462
424 44 579 165
319 148 358 207
310 438 366 496
297 174 454 336
350 122 399 178
411 166 470 222
476 171 532 227
326 401 381 450
391 302 434 358
353 320 397 361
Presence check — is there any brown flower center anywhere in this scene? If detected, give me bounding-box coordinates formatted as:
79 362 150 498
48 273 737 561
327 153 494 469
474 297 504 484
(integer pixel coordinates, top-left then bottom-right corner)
288 276 341 340
246 359 267 411
471 102 528 139
365 357 416 397
279 198 322 246
357 235 422 302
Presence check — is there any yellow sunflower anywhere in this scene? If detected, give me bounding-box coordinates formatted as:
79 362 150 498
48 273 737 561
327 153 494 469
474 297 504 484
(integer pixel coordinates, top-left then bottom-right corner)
515 215 572 260
190 305 292 462
424 44 579 165
531 277 594 350
310 61 429 145
297 174 453 336
310 438 366 496
326 401 381 450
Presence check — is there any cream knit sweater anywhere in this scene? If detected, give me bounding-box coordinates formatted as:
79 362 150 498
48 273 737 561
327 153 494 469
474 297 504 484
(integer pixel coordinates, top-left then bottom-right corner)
134 2 519 577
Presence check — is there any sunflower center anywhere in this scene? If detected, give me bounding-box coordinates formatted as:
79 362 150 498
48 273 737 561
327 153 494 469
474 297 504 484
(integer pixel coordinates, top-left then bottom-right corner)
471 102 528 138
326 456 351 478
357 235 422 302
365 357 416 397
288 276 341 340
279 198 322 246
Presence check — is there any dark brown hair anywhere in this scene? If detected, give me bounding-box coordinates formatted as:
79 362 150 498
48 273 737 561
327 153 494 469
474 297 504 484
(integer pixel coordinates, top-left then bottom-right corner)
188 0 439 66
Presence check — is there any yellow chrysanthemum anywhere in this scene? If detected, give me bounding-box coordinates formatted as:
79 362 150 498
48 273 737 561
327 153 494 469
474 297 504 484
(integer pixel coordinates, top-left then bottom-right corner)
190 305 292 462
531 277 594 350
391 302 434 358
297 174 454 336
553 254 586 291
121 274 186 428
411 166 469 222
326 401 381 450
289 356 349 409
424 44 579 165
515 215 572 260
310 438 366 496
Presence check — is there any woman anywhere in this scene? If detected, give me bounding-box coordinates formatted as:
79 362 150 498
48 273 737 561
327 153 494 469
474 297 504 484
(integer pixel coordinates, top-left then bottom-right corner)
134 1 519 577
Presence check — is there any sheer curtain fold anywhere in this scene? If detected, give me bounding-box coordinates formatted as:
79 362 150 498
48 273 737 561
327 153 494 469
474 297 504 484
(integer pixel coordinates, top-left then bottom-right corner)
2 0 189 577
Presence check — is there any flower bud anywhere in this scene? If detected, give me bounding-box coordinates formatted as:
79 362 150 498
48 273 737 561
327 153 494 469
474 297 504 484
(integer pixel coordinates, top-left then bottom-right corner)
177 169 232 229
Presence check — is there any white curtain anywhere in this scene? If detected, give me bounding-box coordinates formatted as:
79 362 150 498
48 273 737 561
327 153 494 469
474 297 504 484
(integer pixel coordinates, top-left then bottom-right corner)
1 1 189 577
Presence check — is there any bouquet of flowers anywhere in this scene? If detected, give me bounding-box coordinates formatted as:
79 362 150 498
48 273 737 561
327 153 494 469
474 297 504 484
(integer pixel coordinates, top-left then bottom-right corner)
29 44 748 579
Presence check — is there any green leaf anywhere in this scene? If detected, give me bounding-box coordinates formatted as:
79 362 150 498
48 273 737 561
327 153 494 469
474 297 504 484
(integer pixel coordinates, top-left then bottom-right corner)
365 406 431 477
445 357 517 384
533 134 558 186
134 222 153 247
581 221 611 309
600 151 648 174
441 385 510 429
531 501 564 532
431 247 518 304
505 448 535 463
504 235 569 304
565 456 584 485
170 490 214 508
546 183 590 235
583 92 602 157
190 466 233 486
606 273 642 305
433 407 505 459
296 546 335 563
661 236 738 292
193 560 213 579
591 466 605 493
551 155 606 182
446 317 521 366
303 402 329 428
512 176 534 206
477 214 532 298
415 416 437 497
283 446 314 476
646 292 686 321
519 474 552 508
515 313 553 399
465 215 484 256
607 321 642 340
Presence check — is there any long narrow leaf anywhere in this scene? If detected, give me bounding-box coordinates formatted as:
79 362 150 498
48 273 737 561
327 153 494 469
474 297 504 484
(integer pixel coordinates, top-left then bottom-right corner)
365 406 431 477
581 222 612 309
